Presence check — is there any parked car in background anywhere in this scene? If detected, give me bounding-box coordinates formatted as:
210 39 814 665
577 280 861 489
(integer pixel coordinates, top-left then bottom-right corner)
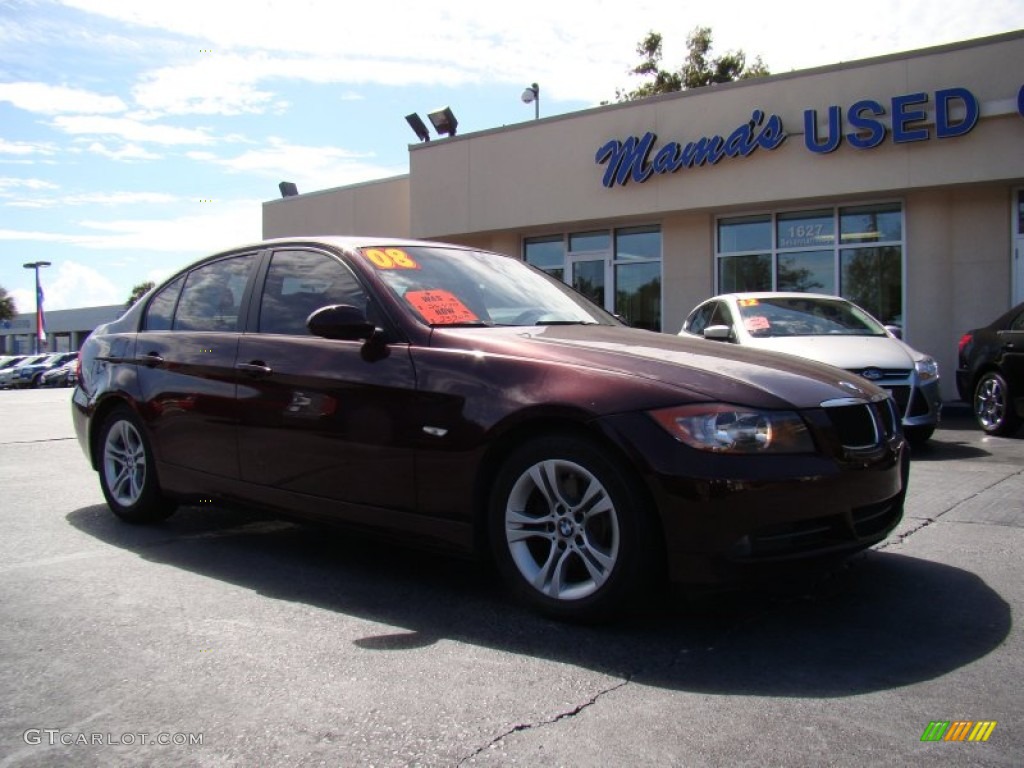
0 355 27 370
0 354 46 389
956 301 1024 436
11 352 79 389
680 292 942 444
73 237 909 621
40 359 78 388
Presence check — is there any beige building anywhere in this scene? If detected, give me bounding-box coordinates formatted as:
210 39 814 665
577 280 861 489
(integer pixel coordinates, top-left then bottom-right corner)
264 30 1024 402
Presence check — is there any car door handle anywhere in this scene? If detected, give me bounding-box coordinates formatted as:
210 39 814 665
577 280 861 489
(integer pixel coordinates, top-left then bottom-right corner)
137 352 165 367
236 361 273 377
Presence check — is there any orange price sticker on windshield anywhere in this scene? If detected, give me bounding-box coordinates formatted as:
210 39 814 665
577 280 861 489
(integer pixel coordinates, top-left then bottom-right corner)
738 298 761 307
362 247 420 270
405 290 478 325
744 315 770 331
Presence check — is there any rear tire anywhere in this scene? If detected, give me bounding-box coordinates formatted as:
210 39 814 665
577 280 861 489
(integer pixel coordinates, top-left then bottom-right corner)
903 425 935 445
98 406 176 523
488 435 655 622
974 371 1021 436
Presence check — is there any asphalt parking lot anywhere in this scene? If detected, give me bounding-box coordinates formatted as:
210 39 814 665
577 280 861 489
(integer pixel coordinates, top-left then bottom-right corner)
0 388 1021 767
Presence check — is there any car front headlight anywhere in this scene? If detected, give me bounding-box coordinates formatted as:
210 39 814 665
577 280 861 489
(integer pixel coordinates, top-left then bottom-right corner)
914 357 939 382
649 404 815 454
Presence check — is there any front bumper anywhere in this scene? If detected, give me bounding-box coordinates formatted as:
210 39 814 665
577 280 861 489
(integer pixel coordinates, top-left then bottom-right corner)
598 402 908 585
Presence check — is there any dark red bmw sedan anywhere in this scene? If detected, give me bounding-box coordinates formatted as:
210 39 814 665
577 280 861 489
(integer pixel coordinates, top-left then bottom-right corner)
73 237 909 620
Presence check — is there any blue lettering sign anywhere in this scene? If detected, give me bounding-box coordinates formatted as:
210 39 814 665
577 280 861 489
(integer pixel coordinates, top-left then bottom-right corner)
935 88 979 137
595 111 786 188
847 100 887 149
891 92 930 143
595 133 657 187
803 107 842 154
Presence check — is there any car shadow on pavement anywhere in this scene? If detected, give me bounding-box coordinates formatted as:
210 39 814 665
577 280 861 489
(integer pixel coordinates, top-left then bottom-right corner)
67 502 1010 698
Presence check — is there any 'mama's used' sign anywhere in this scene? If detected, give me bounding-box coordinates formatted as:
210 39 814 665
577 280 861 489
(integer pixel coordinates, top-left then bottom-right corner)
596 84 1023 188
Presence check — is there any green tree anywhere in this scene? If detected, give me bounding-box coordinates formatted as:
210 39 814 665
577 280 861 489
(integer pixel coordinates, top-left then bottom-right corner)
125 280 155 309
616 27 769 102
0 285 16 323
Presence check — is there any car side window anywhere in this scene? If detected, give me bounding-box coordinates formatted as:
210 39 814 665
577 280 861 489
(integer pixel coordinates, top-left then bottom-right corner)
174 254 257 332
258 250 369 336
685 303 715 335
143 276 184 331
709 302 735 329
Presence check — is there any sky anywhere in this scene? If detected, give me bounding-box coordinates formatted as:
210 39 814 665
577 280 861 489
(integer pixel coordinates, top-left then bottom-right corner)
1 0 1022 315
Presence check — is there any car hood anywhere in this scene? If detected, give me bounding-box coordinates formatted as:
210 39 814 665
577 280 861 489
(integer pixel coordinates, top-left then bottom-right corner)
740 335 920 370
431 325 886 411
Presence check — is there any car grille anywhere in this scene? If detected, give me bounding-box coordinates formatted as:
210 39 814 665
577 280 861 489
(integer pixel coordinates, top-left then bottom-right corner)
820 397 899 451
735 496 904 559
848 367 911 384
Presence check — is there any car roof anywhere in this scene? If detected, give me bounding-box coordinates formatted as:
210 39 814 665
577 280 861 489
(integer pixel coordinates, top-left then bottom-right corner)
223 235 479 255
711 292 852 302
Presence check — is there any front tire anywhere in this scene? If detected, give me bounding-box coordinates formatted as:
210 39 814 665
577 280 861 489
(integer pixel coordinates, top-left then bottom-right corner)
974 371 1021 436
488 435 655 621
98 406 176 523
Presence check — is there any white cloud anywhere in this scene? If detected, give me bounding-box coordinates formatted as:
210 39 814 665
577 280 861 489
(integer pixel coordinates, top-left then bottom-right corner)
49 115 215 145
0 138 59 157
132 54 277 116
44 260 121 310
85 141 162 161
57 0 1024 105
199 137 407 193
0 177 60 191
6 261 120 312
0 81 126 115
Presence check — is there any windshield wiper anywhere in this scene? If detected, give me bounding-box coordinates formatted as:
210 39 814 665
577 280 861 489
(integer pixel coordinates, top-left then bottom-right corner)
534 319 599 326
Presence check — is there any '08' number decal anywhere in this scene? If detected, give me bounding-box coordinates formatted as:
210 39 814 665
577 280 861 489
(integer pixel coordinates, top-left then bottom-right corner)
362 248 420 270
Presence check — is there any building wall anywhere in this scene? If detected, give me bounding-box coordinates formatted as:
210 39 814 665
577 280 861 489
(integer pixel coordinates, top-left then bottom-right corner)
263 175 411 239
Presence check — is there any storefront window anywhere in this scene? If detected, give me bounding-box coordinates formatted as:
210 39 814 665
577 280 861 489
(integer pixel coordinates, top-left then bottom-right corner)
717 202 903 324
778 250 834 293
615 226 661 261
523 226 662 331
777 210 834 249
840 203 902 244
719 254 771 292
569 231 610 253
524 236 564 281
718 215 771 253
615 261 661 331
841 246 902 326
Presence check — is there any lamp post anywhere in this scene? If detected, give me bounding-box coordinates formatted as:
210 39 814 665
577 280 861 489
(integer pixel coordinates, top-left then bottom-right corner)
22 261 50 354
521 83 539 120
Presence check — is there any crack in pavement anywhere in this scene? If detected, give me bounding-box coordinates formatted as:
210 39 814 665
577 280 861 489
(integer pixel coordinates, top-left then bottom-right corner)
875 466 1024 552
457 676 632 765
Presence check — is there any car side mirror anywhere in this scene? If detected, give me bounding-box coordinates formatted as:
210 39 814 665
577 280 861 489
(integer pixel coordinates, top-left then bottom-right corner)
703 324 733 342
307 304 377 341
884 324 903 339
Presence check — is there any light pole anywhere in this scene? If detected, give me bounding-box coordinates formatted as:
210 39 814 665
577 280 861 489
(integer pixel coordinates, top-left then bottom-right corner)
521 83 539 120
22 261 50 354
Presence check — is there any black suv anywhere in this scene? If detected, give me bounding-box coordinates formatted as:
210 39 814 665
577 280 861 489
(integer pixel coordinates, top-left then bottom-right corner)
957 302 1024 436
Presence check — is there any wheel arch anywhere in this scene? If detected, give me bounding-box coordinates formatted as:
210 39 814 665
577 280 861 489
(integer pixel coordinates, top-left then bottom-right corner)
87 394 142 471
470 416 666 571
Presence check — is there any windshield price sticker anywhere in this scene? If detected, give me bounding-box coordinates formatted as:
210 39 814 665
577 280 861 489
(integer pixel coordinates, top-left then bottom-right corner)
362 248 420 270
744 315 771 332
405 290 478 325
738 298 761 307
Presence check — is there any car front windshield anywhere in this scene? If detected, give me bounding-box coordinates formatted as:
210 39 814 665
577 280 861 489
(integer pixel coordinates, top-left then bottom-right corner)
736 297 887 338
360 245 617 327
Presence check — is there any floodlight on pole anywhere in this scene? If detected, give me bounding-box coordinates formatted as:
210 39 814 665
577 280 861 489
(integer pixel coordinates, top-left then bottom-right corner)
427 106 458 137
521 83 539 120
405 113 431 142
